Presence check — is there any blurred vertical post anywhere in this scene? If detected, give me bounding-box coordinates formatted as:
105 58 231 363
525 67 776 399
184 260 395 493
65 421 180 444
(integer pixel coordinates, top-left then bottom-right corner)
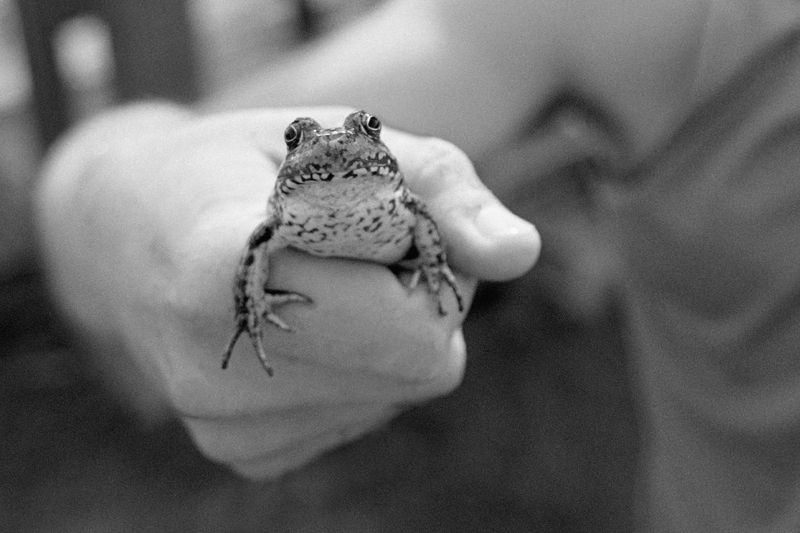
15 0 199 148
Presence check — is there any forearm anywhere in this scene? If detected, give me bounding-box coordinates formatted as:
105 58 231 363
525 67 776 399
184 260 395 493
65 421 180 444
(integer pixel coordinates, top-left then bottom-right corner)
208 0 709 163
204 0 558 159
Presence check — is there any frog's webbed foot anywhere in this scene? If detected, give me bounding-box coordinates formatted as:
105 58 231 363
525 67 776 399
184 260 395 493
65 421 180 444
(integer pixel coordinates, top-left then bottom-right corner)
404 262 464 316
221 283 312 376
221 221 311 376
435 264 464 315
222 290 311 375
400 192 465 316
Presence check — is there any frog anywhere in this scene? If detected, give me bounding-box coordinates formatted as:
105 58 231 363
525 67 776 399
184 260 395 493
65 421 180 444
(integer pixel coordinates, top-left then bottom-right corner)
221 110 464 376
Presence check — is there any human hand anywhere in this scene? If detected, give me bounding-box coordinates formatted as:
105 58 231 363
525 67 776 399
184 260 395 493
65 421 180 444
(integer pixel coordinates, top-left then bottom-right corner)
37 106 540 478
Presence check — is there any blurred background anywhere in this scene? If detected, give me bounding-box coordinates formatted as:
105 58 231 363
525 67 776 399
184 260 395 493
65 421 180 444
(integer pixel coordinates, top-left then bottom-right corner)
0 1 639 531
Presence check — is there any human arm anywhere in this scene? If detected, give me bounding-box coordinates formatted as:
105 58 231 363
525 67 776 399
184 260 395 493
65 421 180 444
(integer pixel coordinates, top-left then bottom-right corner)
209 0 709 162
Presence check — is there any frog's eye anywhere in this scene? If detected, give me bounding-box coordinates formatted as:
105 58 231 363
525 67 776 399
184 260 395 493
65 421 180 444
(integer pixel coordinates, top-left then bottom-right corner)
284 124 302 150
360 113 382 137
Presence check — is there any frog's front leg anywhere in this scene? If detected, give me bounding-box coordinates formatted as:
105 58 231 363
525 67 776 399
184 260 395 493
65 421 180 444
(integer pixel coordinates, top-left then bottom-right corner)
221 220 311 376
400 192 465 315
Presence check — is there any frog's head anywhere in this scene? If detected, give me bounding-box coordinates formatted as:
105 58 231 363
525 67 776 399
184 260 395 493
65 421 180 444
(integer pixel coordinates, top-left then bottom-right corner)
276 110 400 191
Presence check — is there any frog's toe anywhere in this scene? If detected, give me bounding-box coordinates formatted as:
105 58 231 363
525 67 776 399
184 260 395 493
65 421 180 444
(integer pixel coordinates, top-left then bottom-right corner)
221 320 247 369
260 290 312 332
389 264 422 292
437 266 464 313
249 328 275 377
265 289 312 304
263 311 295 332
437 297 448 316
404 269 422 291
446 280 464 313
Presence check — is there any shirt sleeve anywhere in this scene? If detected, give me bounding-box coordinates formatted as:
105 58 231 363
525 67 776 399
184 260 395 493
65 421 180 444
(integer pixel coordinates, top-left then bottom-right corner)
594 3 800 531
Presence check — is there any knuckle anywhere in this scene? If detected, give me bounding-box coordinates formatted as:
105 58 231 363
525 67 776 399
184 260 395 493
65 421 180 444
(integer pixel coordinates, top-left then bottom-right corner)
164 375 215 420
182 419 249 465
404 138 481 209
417 137 475 180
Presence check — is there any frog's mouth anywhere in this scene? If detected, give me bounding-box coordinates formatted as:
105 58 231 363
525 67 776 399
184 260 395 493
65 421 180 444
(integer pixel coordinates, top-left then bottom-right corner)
296 160 395 182
285 142 399 183
276 160 398 196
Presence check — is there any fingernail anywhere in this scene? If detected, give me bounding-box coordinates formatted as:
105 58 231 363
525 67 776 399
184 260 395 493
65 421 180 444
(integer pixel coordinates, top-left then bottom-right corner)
475 203 535 238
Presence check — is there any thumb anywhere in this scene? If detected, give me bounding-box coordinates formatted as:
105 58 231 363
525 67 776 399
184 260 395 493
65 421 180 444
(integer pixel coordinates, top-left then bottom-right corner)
386 134 541 281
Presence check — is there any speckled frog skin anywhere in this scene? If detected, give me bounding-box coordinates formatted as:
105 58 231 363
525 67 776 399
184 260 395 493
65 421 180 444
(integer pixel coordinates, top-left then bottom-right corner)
221 110 464 376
